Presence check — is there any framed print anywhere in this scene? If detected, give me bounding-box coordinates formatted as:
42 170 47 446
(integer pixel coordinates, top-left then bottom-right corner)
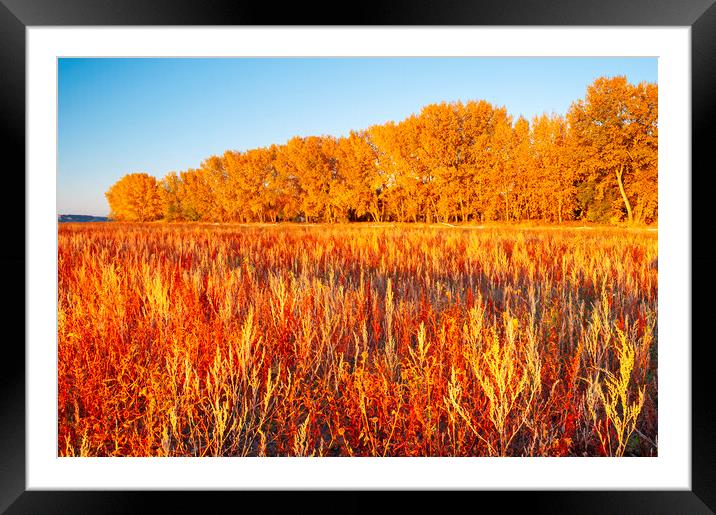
4 0 716 513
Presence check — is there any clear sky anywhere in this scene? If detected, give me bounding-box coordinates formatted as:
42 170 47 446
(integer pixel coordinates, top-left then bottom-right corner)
58 57 657 216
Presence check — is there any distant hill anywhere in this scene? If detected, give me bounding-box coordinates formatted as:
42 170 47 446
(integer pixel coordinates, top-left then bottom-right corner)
58 214 109 223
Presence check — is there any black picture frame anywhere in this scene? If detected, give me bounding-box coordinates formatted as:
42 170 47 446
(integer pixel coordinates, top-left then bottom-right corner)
3 1 715 513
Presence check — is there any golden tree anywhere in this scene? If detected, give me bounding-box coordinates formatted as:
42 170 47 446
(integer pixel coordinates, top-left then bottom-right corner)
508 116 532 222
567 76 658 224
368 119 423 222
461 100 505 222
334 131 380 222
159 172 186 221
179 168 215 221
105 172 163 222
414 101 465 223
531 113 575 222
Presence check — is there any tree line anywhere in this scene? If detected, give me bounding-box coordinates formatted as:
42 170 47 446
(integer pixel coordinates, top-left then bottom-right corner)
105 76 657 225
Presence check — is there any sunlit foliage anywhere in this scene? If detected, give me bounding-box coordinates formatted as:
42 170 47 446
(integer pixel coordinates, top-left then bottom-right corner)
105 76 657 225
568 77 658 224
105 172 164 222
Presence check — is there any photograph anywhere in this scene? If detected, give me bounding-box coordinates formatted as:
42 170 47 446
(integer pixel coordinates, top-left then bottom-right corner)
56 56 659 458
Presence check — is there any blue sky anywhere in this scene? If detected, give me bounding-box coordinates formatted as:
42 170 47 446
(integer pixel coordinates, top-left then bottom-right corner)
58 57 657 216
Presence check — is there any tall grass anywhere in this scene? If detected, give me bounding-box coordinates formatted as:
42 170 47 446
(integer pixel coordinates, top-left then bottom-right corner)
58 223 657 457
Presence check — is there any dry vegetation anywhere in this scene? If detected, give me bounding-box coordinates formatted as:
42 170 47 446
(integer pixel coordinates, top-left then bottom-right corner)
58 222 657 457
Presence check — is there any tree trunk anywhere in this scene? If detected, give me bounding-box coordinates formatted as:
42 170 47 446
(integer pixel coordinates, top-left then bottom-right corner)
558 198 562 224
616 164 633 224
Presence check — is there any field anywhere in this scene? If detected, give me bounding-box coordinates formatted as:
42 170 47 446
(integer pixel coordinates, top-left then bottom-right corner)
58 223 657 457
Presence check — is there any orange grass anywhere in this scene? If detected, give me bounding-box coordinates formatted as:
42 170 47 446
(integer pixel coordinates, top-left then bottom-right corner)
58 222 657 457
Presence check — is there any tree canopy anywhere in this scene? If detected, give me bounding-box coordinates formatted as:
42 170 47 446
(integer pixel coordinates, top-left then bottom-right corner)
105 173 163 222
106 76 658 225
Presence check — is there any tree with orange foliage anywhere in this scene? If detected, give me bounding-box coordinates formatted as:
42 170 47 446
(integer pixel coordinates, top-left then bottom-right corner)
178 168 215 221
334 131 380 222
461 100 505 222
159 172 181 221
508 116 532 222
413 102 465 223
274 136 337 222
199 155 231 222
531 113 575 222
486 113 516 222
369 118 424 222
105 172 163 222
567 76 658 224
624 82 658 224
